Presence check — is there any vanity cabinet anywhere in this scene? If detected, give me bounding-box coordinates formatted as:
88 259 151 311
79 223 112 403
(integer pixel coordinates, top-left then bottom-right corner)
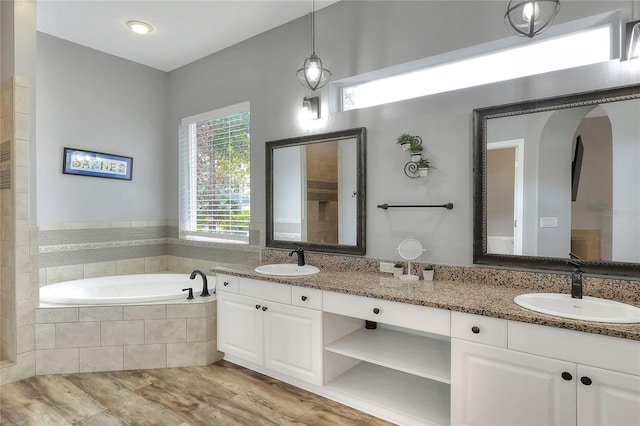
217 275 323 386
323 291 452 425
451 314 640 426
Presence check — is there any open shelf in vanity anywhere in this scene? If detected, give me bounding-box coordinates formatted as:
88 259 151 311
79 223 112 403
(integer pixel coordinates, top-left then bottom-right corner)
322 291 452 425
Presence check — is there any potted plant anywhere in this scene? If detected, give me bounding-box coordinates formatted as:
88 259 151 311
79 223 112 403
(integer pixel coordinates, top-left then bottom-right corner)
393 262 404 278
396 133 415 151
423 264 434 281
416 159 430 176
409 143 423 161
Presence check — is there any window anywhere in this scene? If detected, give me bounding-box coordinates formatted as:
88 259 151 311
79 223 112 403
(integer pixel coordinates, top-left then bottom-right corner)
180 102 250 243
339 12 619 112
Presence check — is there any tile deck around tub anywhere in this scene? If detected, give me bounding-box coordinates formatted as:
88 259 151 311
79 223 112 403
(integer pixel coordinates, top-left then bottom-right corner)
34 298 220 375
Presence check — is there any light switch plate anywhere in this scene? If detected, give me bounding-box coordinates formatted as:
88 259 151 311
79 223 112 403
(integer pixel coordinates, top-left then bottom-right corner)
540 217 559 228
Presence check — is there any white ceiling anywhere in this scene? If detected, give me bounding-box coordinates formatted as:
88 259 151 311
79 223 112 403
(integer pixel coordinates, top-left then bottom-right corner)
37 0 340 72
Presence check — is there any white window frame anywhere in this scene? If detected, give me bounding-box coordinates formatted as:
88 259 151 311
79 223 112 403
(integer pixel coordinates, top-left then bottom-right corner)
179 101 251 244
335 11 620 112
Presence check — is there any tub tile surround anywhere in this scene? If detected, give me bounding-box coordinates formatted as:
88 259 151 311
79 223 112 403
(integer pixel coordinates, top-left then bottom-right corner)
39 220 261 286
245 249 640 340
0 75 39 385
33 299 220 375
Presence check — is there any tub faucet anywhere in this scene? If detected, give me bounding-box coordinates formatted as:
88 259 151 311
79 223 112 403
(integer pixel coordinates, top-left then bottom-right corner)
190 270 210 297
567 257 583 300
290 245 305 266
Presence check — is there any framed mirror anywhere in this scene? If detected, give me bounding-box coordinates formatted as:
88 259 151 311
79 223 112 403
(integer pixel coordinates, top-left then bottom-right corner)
473 84 640 277
266 128 366 255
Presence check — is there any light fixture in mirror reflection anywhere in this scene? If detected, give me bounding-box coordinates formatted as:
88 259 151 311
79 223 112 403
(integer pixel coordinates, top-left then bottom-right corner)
474 84 640 277
266 128 366 255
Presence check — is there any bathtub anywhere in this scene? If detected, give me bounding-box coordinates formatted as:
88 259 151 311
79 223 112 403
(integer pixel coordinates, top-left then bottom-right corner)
40 273 210 305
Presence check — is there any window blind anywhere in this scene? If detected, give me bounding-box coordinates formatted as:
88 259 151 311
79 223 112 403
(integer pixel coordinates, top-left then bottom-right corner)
179 103 250 242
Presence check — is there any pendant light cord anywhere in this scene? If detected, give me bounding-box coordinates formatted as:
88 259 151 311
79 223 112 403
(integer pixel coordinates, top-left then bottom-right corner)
311 0 316 54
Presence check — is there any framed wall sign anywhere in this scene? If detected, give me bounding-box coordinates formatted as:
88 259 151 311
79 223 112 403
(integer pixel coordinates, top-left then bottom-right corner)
62 147 133 181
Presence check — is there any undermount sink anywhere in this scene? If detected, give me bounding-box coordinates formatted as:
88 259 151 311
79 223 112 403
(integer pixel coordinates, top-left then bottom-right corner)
254 264 320 277
514 293 640 323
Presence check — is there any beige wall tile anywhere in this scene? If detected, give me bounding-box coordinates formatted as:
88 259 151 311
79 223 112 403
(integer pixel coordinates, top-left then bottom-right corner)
36 348 79 375
36 307 78 324
16 299 35 326
14 112 28 141
16 325 34 354
166 303 206 319
206 340 224 366
144 256 167 273
15 272 30 301
46 265 83 285
206 315 216 341
0 351 35 385
175 257 195 274
15 246 30 274
167 256 178 272
123 305 166 320
186 318 206 343
35 323 55 349
166 342 206 368
79 306 123 322
83 261 116 279
123 344 166 370
79 346 123 373
111 221 131 228
56 322 100 348
115 258 145 275
131 221 149 227
15 139 29 167
101 320 144 346
14 85 28 114
15 220 29 248
145 319 186 344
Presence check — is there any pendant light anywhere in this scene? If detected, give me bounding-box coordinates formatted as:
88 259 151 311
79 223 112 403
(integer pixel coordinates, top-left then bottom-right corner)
504 0 561 38
296 0 332 91
627 1 640 60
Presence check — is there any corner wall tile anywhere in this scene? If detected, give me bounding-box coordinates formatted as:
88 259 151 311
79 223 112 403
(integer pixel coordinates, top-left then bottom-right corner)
145 319 186 344
101 320 144 346
167 342 206 368
45 265 83 285
16 325 34 354
144 256 167 273
83 261 116 279
36 348 79 375
186 318 206 343
55 322 100 348
35 323 55 349
79 346 123 373
79 306 123 322
123 344 166 370
115 258 145 275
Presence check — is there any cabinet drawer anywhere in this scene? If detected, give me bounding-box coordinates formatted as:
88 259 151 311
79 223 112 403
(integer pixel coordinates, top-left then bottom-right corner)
216 274 239 293
239 278 291 304
451 311 507 347
323 291 450 336
292 286 322 310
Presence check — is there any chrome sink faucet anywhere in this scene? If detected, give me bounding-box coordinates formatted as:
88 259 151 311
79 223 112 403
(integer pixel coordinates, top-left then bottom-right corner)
190 269 211 297
290 245 305 266
568 253 582 299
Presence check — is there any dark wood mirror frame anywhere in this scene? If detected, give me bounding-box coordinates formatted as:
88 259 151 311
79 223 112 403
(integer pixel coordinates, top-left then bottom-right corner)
473 84 640 277
266 127 366 255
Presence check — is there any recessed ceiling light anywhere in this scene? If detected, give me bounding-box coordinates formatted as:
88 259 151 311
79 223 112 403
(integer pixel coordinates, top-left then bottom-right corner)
126 20 153 35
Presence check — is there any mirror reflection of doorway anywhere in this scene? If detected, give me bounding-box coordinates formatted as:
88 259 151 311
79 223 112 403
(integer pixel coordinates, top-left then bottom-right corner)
570 108 613 261
487 140 524 255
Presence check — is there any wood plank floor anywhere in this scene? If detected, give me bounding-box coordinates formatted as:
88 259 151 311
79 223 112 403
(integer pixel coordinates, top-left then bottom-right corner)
0 360 396 425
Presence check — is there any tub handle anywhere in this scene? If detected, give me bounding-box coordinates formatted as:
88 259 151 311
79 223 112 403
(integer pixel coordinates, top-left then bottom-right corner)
182 288 194 300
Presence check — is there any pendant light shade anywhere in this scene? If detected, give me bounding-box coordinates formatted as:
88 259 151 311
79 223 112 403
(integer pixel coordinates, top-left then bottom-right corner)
297 0 332 91
627 20 640 60
505 0 561 38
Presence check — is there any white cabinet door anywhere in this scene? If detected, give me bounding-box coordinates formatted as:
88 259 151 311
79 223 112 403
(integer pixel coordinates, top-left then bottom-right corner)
263 301 323 386
452 339 576 426
217 291 264 365
577 364 640 426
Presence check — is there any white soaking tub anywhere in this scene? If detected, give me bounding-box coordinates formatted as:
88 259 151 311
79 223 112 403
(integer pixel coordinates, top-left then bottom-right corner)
40 273 209 305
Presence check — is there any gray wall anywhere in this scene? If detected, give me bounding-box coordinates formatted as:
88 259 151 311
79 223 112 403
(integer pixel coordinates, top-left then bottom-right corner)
37 1 640 264
36 33 169 223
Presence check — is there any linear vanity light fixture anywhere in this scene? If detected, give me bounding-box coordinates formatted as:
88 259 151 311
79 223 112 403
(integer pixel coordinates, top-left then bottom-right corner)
126 20 154 35
377 203 454 210
505 0 561 38
302 96 320 120
296 0 332 91
627 20 640 59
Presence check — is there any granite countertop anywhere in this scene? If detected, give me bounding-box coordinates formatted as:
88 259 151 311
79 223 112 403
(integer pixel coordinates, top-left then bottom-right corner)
212 264 640 341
